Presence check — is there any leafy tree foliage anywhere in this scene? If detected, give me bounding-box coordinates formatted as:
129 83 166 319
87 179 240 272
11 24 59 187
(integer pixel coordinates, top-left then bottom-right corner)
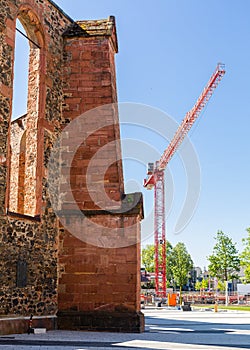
201 278 208 290
208 230 240 281
217 280 226 291
240 228 250 282
195 278 208 291
141 244 155 272
195 280 202 291
168 242 193 301
141 242 173 281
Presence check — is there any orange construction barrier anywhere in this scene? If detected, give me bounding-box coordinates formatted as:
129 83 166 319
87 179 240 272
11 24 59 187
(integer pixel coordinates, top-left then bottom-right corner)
168 293 177 307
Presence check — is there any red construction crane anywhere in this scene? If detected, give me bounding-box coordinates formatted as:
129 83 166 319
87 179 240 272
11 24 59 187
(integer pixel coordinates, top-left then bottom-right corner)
144 63 226 297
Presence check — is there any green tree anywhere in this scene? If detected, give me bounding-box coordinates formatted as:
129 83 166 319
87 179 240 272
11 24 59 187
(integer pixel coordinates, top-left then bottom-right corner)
169 242 193 303
217 280 226 291
141 244 155 272
195 278 208 291
208 230 240 282
240 228 250 282
195 280 202 291
201 278 208 290
141 242 173 280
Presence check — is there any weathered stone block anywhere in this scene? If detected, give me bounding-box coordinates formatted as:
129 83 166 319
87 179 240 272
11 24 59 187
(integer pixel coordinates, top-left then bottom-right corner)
57 310 145 333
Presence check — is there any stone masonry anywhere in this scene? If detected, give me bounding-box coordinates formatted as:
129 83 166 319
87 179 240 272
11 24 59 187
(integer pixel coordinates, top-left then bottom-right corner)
0 0 144 334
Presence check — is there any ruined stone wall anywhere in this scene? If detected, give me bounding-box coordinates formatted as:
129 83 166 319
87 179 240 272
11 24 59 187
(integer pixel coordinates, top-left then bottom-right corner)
0 215 58 316
0 0 72 213
0 0 72 320
0 0 144 333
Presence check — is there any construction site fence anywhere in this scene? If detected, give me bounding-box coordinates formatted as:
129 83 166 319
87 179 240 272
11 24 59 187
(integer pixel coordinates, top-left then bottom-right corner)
182 291 250 305
141 291 250 305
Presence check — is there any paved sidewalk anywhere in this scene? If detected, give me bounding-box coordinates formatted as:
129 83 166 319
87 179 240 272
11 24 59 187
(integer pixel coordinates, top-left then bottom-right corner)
0 308 250 349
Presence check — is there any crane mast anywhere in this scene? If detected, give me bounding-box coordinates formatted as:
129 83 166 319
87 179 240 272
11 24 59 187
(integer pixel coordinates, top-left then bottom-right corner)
144 63 225 298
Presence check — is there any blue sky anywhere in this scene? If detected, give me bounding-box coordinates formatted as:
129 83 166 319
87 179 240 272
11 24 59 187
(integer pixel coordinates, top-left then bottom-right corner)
14 0 250 268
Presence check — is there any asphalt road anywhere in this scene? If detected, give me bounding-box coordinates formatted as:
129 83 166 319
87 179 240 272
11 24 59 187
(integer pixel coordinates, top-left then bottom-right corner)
0 308 250 349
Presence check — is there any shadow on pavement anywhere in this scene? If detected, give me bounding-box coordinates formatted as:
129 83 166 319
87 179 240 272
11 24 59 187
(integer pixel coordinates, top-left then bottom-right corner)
0 310 250 349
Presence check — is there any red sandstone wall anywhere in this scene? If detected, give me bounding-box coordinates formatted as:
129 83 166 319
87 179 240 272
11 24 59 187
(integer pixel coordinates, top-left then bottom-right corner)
58 226 141 312
62 19 124 209
57 19 144 329
0 0 144 333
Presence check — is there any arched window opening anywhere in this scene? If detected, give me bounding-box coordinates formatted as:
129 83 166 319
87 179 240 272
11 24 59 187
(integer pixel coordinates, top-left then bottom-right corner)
8 11 43 217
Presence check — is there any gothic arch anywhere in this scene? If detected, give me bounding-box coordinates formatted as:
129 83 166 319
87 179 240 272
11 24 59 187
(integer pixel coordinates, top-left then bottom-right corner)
8 7 46 216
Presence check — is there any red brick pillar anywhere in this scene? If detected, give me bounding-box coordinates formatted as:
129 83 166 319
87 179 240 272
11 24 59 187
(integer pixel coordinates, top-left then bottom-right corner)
57 18 144 332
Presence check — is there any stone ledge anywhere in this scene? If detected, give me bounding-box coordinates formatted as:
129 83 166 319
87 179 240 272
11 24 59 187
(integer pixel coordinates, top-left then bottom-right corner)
59 192 144 219
6 211 41 222
57 310 145 333
0 315 57 335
